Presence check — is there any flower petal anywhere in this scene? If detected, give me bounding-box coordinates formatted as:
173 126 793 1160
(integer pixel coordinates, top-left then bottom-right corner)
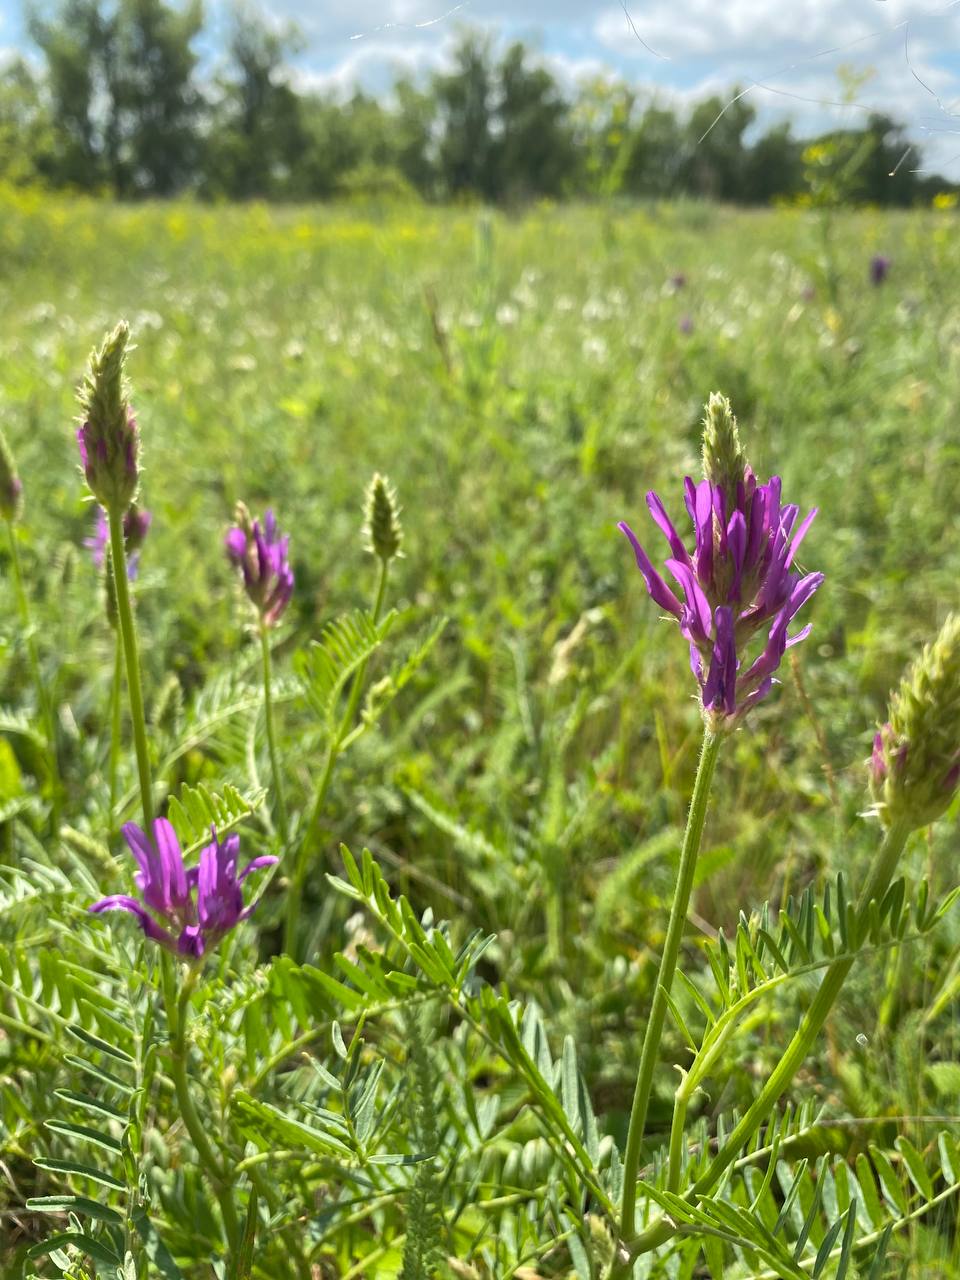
88 896 176 948
666 558 712 643
618 522 682 617
645 491 689 563
238 855 280 880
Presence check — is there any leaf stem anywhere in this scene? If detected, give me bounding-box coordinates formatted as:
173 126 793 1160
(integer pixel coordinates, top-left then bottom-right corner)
107 508 153 832
283 555 390 957
619 725 722 1243
629 815 913 1258
164 957 240 1252
259 618 289 846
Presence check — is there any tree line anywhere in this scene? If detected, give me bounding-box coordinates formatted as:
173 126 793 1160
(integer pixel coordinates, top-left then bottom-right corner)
0 0 951 204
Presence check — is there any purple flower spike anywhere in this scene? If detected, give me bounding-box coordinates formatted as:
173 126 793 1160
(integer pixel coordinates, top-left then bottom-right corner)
85 504 152 579
870 254 891 286
226 503 294 627
89 818 278 957
619 397 822 725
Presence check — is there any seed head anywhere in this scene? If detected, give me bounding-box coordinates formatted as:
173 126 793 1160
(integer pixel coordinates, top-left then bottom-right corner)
363 473 403 563
871 614 960 829
76 322 140 512
0 429 23 523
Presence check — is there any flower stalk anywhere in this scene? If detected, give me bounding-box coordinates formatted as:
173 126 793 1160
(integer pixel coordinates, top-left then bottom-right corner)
283 553 391 958
619 725 722 1244
259 617 289 845
108 507 154 832
163 955 240 1252
283 475 400 958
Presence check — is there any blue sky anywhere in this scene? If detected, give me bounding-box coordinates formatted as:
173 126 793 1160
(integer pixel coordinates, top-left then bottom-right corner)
4 0 960 175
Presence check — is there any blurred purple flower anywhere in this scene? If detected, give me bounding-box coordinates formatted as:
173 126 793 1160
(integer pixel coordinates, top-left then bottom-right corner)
89 819 277 957
678 314 694 335
619 470 823 722
85 504 152 579
670 272 687 290
870 254 891 286
225 506 294 627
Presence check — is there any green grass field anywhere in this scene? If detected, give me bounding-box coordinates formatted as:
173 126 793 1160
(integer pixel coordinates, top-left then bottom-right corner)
2 191 960 1277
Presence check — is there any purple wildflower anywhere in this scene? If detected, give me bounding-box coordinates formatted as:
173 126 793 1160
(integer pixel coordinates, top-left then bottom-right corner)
619 407 823 724
225 504 294 627
89 819 277 957
85 504 152 579
870 254 891 286
678 314 694 335
670 272 687 290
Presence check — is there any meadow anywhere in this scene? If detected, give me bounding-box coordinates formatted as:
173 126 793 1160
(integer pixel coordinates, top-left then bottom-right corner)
1 189 960 1278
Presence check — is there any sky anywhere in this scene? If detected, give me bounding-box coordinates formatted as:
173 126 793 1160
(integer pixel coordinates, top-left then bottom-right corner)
3 0 960 177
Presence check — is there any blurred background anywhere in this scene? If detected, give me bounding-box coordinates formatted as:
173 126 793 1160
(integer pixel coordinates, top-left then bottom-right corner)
0 0 959 203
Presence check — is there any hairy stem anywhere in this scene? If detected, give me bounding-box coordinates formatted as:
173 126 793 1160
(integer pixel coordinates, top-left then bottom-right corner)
283 555 390 957
8 518 60 824
619 726 722 1242
630 816 913 1258
108 639 123 838
108 508 153 832
164 957 240 1252
259 618 289 846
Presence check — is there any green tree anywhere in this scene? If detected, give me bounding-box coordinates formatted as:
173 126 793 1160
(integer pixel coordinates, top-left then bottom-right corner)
0 56 55 184
743 122 801 203
30 0 202 194
110 0 203 194
431 31 497 198
28 0 111 188
681 91 755 199
494 41 573 199
622 101 685 197
205 4 306 197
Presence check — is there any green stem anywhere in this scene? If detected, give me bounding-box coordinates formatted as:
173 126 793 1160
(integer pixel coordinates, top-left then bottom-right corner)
164 957 240 1252
630 816 913 1258
666 1088 690 1195
108 509 153 832
108 640 122 837
259 619 289 846
8 519 60 823
283 556 390 957
620 726 722 1241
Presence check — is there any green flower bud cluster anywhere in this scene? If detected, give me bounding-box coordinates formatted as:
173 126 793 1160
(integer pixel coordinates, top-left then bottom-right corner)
871 613 960 829
76 321 140 513
701 391 747 512
363 472 403 564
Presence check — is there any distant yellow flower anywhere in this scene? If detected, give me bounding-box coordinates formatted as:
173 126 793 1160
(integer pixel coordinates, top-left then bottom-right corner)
933 191 958 211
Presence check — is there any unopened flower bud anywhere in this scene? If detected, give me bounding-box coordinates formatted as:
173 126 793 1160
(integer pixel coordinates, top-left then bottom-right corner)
363 473 403 563
871 614 960 829
225 504 294 627
76 322 140 512
701 391 747 516
0 429 23 523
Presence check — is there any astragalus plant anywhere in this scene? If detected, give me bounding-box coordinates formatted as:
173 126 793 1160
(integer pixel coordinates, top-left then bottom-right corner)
2 326 959 1280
